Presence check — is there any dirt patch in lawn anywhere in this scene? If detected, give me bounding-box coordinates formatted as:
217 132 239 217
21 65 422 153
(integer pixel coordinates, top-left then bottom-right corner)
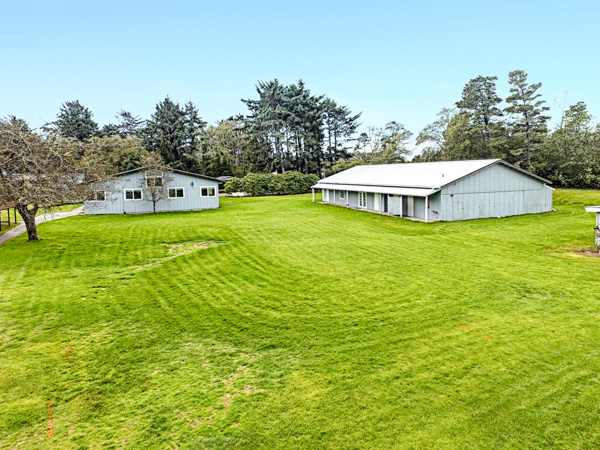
574 249 600 257
132 241 225 271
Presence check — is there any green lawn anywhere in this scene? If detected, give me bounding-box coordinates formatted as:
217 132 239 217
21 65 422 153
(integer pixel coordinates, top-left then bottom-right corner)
1 190 600 448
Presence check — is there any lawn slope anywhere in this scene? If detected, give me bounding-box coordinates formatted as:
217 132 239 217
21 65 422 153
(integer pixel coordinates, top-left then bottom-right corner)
1 190 600 448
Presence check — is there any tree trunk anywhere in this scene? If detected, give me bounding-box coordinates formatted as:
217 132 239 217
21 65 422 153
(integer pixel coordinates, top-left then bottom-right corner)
16 204 40 241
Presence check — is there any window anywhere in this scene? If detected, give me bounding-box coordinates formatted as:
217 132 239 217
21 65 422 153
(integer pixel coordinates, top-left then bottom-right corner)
91 191 105 201
359 192 367 208
169 187 184 198
124 189 143 200
201 186 216 197
339 191 345 200
145 170 163 187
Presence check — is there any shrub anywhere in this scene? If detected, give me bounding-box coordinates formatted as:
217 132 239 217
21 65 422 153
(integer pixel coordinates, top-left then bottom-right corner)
243 173 273 196
226 172 318 196
224 177 244 193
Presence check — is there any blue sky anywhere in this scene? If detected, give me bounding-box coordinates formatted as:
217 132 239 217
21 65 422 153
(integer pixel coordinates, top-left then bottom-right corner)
2 0 598 147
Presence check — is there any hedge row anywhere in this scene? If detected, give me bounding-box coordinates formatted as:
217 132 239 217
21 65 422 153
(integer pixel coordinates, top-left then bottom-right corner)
224 171 319 196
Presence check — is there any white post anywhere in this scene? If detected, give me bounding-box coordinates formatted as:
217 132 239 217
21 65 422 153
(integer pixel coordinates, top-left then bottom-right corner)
312 188 315 202
425 196 429 222
596 212 600 246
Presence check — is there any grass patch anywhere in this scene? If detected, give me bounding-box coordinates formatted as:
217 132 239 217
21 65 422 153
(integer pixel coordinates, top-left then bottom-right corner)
1 190 600 448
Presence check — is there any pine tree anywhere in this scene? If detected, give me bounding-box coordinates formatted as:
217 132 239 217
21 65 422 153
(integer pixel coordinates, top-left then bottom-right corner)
505 70 550 168
322 98 361 166
98 110 144 138
54 100 98 141
142 98 204 172
456 76 503 157
242 79 350 175
243 79 289 173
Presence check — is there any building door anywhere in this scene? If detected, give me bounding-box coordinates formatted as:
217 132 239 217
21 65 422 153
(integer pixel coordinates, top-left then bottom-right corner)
383 194 388 213
374 193 380 212
403 196 414 217
359 192 367 208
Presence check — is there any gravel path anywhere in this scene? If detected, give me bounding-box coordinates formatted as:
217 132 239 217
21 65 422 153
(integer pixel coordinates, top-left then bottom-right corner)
0 206 84 245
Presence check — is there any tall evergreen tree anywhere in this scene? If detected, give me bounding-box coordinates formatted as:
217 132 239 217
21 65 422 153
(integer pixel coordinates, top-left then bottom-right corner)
243 79 333 174
286 80 324 174
243 79 290 173
98 110 145 138
54 100 98 141
142 98 204 172
456 76 503 157
505 70 550 168
322 98 361 166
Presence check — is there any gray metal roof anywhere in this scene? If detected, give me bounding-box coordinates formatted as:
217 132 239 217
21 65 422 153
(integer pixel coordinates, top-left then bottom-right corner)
315 159 550 190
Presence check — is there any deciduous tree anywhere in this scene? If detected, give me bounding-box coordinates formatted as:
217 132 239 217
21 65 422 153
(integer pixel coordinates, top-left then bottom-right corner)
0 117 108 240
354 122 412 164
138 153 173 213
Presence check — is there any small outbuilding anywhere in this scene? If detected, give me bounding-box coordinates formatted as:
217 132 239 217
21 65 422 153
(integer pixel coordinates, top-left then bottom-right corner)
85 167 220 215
312 159 553 221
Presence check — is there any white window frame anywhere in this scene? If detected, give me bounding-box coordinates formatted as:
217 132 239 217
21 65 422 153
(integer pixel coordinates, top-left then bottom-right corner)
200 186 216 197
359 192 367 208
124 189 143 201
145 170 164 187
168 187 185 199
339 191 345 200
90 190 106 202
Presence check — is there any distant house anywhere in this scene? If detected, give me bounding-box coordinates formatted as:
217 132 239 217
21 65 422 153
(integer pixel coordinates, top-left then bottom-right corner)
312 159 553 221
85 167 220 215
216 175 234 189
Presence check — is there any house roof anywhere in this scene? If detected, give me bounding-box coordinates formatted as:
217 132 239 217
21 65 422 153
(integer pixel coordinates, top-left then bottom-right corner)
112 167 220 182
314 159 550 194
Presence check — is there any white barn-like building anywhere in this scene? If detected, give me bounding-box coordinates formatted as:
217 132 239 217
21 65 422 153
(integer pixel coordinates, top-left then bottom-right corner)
312 159 553 221
85 168 220 215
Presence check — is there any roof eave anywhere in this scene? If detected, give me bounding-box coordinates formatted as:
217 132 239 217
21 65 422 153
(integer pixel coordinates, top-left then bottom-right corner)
111 166 221 182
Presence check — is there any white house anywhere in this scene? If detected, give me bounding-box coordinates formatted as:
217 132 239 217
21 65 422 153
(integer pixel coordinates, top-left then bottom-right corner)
85 167 220 215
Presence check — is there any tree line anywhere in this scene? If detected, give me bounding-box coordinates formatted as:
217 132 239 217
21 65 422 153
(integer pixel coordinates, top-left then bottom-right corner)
29 79 419 180
415 70 600 188
43 73 600 188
